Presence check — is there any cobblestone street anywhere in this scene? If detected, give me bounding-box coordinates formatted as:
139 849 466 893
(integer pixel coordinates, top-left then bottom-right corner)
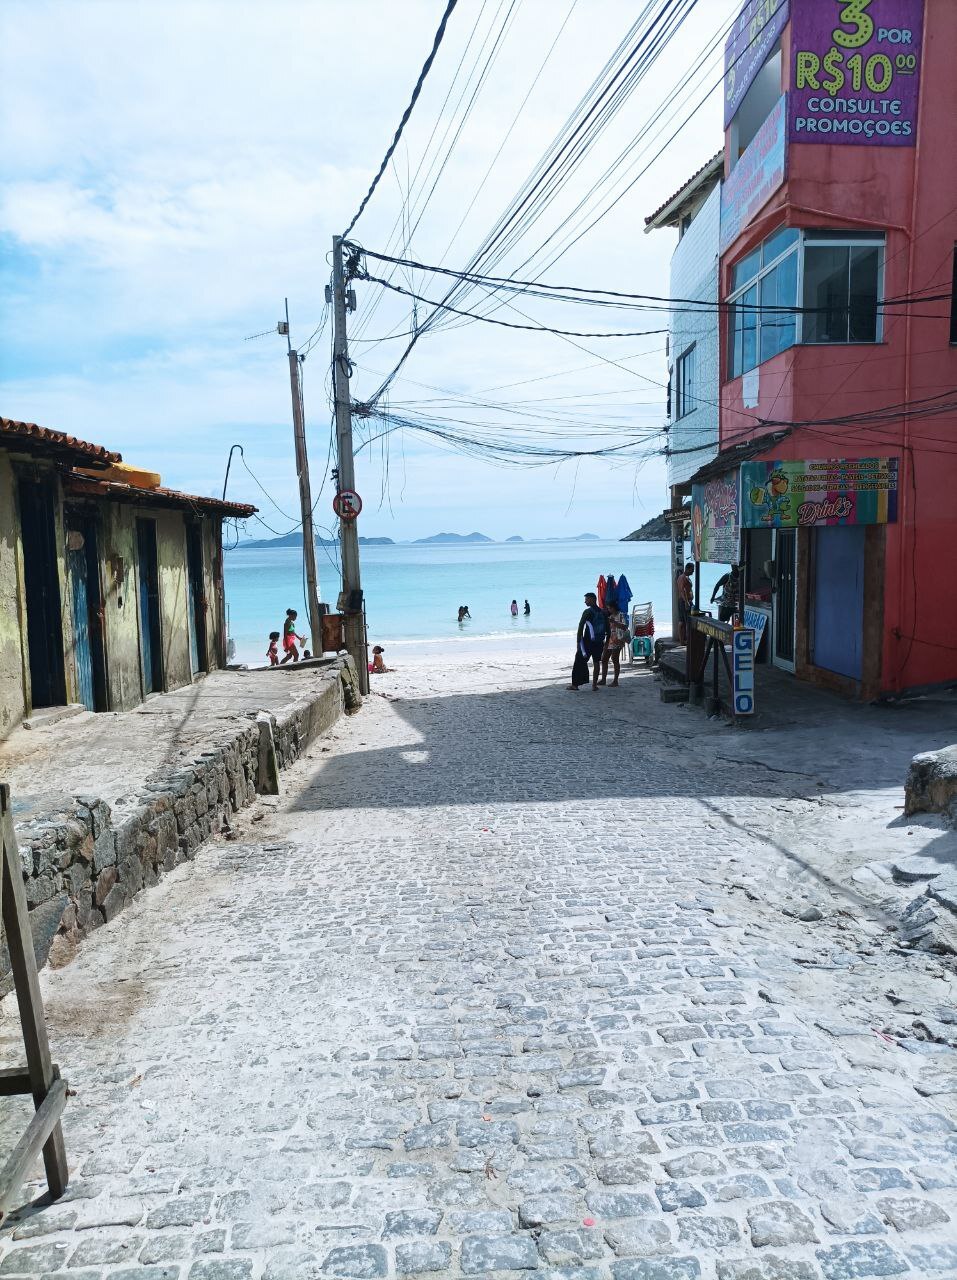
1 658 955 1279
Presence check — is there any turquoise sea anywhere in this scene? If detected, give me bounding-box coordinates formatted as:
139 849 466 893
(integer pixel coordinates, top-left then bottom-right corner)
224 539 723 666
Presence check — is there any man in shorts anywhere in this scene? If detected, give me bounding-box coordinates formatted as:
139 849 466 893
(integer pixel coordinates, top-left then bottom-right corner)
570 592 607 690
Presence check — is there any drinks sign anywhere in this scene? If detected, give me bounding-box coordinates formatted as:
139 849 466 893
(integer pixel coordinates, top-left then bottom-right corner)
739 457 899 527
790 0 924 146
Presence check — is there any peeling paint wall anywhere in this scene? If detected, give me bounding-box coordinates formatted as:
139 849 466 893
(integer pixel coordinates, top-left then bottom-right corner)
99 505 144 711
0 453 27 736
152 509 192 692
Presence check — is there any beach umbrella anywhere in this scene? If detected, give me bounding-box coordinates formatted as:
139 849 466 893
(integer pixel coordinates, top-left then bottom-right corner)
617 573 633 618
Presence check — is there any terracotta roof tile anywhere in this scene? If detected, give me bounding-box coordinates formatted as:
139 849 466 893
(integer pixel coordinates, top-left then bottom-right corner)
0 417 121 465
64 473 257 518
644 152 724 230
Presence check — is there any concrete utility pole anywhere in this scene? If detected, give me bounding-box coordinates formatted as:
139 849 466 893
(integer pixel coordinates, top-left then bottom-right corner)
331 236 369 694
284 299 323 659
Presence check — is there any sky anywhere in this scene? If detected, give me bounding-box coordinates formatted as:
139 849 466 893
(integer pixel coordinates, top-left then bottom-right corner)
0 0 740 543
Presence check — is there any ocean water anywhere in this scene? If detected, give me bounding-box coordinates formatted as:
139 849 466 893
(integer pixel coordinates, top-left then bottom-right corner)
224 539 723 665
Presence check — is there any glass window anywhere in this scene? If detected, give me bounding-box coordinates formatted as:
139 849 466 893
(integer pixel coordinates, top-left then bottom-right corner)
731 247 761 292
803 241 882 343
849 245 880 341
674 345 696 419
761 226 799 266
759 251 797 363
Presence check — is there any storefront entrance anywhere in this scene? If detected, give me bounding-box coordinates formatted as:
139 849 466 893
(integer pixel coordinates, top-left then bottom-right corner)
772 528 796 672
812 524 865 680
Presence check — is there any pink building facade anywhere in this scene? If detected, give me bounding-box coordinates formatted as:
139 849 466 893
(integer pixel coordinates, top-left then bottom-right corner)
699 0 957 697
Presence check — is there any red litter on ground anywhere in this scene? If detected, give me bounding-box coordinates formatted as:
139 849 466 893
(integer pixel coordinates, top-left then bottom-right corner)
582 1218 596 1227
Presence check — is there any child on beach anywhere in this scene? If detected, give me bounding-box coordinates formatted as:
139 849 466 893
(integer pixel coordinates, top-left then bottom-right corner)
280 609 306 664
369 645 389 674
266 631 280 666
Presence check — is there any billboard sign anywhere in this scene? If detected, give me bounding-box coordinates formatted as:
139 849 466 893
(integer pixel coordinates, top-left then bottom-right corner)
691 471 741 564
790 0 924 146
724 0 790 127
739 457 899 527
720 95 787 252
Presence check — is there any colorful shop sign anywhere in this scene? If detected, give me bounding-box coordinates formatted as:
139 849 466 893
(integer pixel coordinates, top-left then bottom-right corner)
739 457 899 527
724 0 790 127
691 472 741 564
790 0 924 146
720 95 787 252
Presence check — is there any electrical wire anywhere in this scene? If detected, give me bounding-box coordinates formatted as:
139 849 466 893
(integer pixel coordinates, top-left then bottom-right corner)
342 0 461 239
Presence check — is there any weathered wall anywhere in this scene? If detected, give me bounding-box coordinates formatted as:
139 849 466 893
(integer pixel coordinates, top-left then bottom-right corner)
152 509 192 692
0 454 27 736
203 520 225 670
98 504 143 711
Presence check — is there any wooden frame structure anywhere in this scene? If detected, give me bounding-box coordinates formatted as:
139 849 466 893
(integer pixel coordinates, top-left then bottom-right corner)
0 785 68 1221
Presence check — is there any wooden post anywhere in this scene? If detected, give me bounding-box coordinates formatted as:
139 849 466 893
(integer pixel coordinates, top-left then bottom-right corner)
0 785 68 1219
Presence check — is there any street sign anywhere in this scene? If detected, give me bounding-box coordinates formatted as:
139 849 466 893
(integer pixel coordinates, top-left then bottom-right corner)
333 490 362 521
732 627 756 716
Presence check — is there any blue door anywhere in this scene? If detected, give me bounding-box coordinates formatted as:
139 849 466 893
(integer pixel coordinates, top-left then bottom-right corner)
68 542 95 710
812 524 865 679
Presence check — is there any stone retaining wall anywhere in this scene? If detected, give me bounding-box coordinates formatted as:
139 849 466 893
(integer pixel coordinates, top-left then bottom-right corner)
6 659 357 977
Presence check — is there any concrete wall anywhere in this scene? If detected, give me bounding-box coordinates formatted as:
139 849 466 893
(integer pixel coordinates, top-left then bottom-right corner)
0 454 27 737
666 182 721 490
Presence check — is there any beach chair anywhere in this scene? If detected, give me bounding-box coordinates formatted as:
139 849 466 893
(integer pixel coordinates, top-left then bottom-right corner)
629 602 655 665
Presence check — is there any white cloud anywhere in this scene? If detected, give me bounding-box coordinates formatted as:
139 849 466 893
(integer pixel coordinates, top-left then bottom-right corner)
0 0 737 538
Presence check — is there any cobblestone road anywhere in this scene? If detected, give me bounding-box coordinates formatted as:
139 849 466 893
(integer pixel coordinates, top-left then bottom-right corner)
1 660 955 1279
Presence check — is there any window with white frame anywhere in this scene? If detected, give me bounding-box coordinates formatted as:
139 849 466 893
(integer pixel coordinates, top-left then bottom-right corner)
726 228 884 379
674 344 696 419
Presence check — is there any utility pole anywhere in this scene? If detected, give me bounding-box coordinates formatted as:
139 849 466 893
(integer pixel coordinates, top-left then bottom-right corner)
284 299 323 660
330 235 369 694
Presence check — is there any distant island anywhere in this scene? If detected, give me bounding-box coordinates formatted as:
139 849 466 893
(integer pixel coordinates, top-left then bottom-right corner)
622 514 670 542
413 532 493 544
236 530 605 548
239 532 395 549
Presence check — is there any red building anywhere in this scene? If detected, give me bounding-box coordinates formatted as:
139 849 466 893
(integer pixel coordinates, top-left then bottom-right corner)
691 0 956 698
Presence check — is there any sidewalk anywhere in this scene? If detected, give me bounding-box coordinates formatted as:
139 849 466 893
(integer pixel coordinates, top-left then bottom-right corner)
0 661 357 970
0 652 953 1278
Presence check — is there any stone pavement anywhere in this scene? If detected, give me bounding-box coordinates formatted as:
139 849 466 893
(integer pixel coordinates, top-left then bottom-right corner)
0 658 955 1279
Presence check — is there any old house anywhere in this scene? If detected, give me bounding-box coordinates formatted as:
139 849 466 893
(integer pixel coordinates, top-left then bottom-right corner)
0 418 256 735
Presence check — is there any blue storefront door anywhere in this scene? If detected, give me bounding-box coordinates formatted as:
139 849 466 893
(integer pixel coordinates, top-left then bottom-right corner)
812 524 865 680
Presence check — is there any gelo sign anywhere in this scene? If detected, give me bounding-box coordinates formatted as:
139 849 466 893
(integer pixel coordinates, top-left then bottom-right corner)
790 0 924 146
732 628 756 716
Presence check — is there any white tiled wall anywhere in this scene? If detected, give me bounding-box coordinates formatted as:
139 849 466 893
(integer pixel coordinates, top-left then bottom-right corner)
665 182 721 489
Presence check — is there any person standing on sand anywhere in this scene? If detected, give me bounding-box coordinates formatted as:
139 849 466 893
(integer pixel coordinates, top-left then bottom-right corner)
569 591 607 690
600 607 628 687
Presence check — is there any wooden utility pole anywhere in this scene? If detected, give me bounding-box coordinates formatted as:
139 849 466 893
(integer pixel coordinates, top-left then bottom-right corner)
331 236 369 693
284 300 323 659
